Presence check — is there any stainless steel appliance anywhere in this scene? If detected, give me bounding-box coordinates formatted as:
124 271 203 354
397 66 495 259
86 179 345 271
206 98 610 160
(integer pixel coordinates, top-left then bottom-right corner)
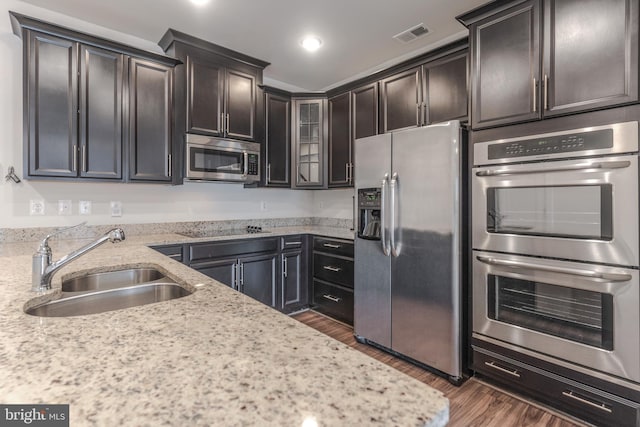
354 121 467 384
185 134 260 183
472 121 640 386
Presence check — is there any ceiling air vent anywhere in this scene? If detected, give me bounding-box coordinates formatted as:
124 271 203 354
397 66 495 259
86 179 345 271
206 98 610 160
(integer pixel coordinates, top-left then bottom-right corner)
393 23 430 44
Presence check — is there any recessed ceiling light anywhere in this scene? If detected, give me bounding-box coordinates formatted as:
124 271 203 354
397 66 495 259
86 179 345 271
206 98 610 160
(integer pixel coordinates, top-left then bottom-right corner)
190 0 210 6
301 36 322 52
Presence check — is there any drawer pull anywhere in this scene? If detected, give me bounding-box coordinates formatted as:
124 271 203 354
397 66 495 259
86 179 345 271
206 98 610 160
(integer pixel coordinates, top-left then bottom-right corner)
168 254 182 259
322 294 341 303
323 243 341 249
484 361 521 378
285 242 302 246
323 265 342 272
562 391 612 414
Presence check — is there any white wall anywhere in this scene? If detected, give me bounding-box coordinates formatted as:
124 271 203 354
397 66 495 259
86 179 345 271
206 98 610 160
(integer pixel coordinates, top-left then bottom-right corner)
0 1 352 229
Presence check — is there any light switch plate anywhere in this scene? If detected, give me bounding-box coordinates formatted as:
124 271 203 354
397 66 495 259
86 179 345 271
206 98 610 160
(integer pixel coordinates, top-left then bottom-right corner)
110 201 122 217
30 199 45 215
79 200 92 215
58 200 72 215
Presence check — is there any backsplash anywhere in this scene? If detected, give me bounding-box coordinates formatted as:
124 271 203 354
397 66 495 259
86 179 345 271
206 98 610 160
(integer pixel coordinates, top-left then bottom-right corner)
0 217 353 243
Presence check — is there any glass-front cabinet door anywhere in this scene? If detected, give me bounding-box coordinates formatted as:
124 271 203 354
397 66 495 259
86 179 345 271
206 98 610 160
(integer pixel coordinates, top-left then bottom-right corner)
292 98 326 188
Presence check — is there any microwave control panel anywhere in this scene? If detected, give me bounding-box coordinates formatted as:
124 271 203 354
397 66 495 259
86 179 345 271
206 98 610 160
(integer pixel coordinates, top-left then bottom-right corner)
247 154 259 176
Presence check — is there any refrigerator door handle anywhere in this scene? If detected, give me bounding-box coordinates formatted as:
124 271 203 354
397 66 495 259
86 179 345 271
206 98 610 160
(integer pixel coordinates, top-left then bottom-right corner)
390 172 401 257
380 173 391 256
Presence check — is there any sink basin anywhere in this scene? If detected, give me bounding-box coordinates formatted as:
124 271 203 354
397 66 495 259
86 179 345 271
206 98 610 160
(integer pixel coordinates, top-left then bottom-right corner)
26 283 192 317
62 268 166 292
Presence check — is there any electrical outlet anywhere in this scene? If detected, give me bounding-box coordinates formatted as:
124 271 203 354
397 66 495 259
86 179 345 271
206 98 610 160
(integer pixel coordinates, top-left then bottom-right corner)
260 201 267 211
30 199 45 215
79 200 92 215
110 201 122 217
58 200 72 216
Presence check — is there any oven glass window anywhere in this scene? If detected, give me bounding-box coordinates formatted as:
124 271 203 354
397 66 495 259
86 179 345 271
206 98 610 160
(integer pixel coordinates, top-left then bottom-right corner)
487 185 612 240
488 275 613 350
191 148 242 174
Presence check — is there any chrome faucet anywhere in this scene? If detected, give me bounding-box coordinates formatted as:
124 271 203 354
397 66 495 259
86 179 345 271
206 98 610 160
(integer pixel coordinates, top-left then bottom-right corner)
32 222 125 291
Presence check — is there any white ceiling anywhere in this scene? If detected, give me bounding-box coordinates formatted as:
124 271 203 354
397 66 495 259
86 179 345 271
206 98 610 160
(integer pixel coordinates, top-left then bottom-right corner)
19 0 489 91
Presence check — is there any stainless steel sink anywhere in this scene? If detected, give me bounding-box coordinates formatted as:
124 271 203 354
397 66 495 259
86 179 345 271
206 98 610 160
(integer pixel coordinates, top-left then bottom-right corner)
62 268 166 292
26 283 192 317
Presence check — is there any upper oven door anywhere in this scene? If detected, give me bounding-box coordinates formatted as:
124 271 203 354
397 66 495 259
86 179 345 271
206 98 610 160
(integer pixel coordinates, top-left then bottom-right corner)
472 154 639 266
473 250 640 382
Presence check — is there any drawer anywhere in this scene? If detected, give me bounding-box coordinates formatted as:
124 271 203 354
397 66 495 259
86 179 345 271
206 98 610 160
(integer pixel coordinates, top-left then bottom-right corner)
474 348 640 427
281 235 305 251
313 280 354 325
313 253 353 288
151 244 184 263
189 238 278 263
313 237 354 258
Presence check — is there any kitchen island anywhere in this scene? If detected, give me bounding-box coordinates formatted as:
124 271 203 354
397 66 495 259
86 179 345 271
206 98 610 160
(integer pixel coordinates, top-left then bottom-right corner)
0 227 448 426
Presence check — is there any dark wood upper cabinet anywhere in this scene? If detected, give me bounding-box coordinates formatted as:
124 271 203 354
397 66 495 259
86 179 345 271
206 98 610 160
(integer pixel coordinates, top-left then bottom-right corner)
380 67 422 133
328 92 352 187
352 82 379 139
225 69 256 140
543 0 639 116
26 31 78 178
79 45 123 179
424 52 468 124
460 0 638 129
187 53 223 136
468 0 541 129
128 58 173 182
264 91 291 187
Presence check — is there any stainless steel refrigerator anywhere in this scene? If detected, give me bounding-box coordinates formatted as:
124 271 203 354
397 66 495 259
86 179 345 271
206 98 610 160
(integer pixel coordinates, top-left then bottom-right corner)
353 120 467 384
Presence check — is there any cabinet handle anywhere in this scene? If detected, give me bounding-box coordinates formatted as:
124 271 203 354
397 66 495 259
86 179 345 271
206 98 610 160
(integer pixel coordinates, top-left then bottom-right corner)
240 262 244 287
81 145 87 172
345 163 349 182
562 391 612 414
267 164 271 182
348 163 354 184
323 265 342 272
422 102 427 126
484 361 521 378
544 74 549 110
226 114 230 135
72 145 77 172
232 263 237 290
221 113 226 134
323 243 341 249
416 103 420 126
322 294 341 303
168 154 172 177
285 242 302 246
532 78 537 113
283 257 288 278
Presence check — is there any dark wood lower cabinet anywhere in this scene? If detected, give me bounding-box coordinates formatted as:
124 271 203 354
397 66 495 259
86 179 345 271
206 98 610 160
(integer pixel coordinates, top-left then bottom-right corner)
239 253 277 307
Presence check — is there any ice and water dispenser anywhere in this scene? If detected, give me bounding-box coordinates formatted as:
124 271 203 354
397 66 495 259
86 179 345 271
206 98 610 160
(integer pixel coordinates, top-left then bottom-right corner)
357 188 382 240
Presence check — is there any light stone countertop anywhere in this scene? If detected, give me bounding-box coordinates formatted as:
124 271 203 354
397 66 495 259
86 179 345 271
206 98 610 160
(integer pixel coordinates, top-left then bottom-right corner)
0 226 448 426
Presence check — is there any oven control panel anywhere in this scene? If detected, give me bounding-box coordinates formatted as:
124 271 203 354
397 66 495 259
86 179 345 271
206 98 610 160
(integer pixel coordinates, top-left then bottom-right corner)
488 129 613 160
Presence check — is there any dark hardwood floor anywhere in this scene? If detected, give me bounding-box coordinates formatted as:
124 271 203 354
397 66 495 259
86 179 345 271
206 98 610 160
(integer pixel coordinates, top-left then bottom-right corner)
292 310 587 427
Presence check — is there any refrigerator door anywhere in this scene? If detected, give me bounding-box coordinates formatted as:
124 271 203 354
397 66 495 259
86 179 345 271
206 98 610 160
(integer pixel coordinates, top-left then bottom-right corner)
354 133 392 348
390 121 461 378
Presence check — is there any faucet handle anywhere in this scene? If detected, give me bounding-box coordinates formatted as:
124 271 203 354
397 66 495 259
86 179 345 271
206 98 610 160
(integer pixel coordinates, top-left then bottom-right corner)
39 221 88 251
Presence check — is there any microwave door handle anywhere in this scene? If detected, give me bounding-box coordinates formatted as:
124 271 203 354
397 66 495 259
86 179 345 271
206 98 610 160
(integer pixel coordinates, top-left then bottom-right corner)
243 152 248 176
475 160 631 177
476 256 632 282
380 174 390 256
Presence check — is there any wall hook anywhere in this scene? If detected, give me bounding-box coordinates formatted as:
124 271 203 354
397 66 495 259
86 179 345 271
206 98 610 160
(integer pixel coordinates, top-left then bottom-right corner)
5 166 21 183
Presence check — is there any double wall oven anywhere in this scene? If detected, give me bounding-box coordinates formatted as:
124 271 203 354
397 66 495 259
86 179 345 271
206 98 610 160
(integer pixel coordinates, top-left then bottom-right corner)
472 122 640 419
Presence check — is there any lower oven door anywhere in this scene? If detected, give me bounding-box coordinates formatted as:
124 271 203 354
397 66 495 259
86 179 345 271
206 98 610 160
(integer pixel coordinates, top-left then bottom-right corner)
473 250 640 382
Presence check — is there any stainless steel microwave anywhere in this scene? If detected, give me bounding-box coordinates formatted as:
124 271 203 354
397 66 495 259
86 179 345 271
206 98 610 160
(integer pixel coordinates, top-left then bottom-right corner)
185 134 260 183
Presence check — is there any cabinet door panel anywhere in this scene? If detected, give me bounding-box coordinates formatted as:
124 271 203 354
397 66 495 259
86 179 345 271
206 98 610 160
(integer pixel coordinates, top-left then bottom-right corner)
352 82 378 139
328 92 351 187
27 32 78 177
187 55 223 136
543 0 638 116
282 250 305 311
425 53 468 124
128 58 172 182
265 93 290 186
226 69 255 140
471 0 540 129
79 45 122 179
240 253 277 308
381 67 421 133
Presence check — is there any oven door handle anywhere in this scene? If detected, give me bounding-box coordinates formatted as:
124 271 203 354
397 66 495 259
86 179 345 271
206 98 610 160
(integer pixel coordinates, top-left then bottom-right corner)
475 160 631 177
476 256 632 282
